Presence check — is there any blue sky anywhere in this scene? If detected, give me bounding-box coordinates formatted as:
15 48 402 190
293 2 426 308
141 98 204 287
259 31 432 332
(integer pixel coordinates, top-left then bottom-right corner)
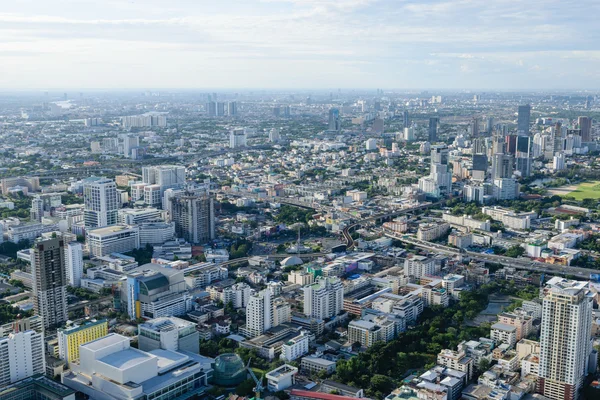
1 0 599 89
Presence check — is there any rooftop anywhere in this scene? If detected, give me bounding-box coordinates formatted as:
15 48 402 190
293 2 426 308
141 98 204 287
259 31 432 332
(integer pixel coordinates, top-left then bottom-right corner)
98 348 154 370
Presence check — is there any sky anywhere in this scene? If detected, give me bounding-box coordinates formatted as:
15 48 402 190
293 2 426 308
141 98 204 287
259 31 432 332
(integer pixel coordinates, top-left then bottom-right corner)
1 0 599 90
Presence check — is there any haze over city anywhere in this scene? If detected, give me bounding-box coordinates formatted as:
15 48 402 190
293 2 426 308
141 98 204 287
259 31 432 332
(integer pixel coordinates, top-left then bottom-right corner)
2 0 600 89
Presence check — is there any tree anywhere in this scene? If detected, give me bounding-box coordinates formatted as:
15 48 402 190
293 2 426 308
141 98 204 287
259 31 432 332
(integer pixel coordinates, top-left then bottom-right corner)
478 358 491 372
505 245 525 258
235 379 256 396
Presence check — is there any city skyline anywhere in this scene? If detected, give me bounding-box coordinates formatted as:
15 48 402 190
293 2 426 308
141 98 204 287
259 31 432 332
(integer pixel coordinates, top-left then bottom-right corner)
1 0 600 90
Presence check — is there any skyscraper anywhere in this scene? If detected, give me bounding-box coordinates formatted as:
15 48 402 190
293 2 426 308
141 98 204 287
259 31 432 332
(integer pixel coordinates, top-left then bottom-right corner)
83 177 119 228
577 116 592 142
32 237 68 329
302 277 343 320
328 108 341 132
142 165 186 207
428 117 439 142
470 117 479 137
229 128 247 148
245 289 272 338
538 278 593 400
517 104 531 136
206 101 217 117
122 135 139 158
170 190 215 244
228 101 237 116
492 153 514 179
487 116 494 135
216 102 226 116
403 110 409 129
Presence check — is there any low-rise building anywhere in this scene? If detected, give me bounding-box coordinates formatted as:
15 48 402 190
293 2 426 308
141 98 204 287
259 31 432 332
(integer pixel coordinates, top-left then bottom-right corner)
300 356 337 375
86 224 140 257
266 364 298 392
417 222 450 241
57 319 108 366
490 323 517 347
138 317 199 353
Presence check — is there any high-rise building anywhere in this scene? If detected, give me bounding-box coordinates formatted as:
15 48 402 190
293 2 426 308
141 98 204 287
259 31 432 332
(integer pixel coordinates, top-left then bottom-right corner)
32 237 68 329
328 108 341 132
65 241 83 287
229 128 247 148
30 196 43 222
170 190 215 244
216 102 226 116
302 277 343 320
122 135 139 158
470 117 479 137
429 117 439 142
517 104 531 136
538 278 593 400
487 116 494 135
492 153 514 179
577 116 592 142
138 317 199 353
228 101 237 116
0 330 45 387
269 128 280 143
141 165 186 208
245 289 272 338
553 122 565 155
57 319 108 366
83 177 119 228
206 101 217 117
403 110 409 128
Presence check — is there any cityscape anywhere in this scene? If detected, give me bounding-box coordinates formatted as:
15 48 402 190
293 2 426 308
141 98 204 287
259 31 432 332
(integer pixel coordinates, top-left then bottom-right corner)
1 2 600 400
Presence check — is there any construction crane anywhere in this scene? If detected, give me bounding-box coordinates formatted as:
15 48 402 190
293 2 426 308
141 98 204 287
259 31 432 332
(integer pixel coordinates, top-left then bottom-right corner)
246 359 265 400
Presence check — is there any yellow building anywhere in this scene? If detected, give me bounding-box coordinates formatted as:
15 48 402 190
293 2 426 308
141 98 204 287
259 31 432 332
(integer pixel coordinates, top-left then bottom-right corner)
57 319 108 365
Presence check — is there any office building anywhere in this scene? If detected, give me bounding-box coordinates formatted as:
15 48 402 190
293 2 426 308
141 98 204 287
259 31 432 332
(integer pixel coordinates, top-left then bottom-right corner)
302 277 343 320
328 108 341 132
578 116 592 142
138 317 199 354
138 222 175 246
245 289 273 338
487 116 494 135
170 190 215 244
428 117 439 142
517 105 531 136
0 330 45 387
538 278 593 400
121 264 193 320
57 319 108 366
470 117 479 137
65 241 83 287
491 153 514 179
229 128 247 148
83 177 119 228
62 333 211 400
32 237 68 329
142 165 186 204
86 225 140 257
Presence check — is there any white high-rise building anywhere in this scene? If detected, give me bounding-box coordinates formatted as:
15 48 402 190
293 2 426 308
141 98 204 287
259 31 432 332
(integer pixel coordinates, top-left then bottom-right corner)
269 128 280 142
142 165 186 204
365 138 377 151
30 196 43 222
302 277 343 320
229 128 247 148
122 135 139 157
83 177 119 228
404 256 438 279
245 289 272 338
538 278 593 400
553 153 566 171
65 241 84 287
0 330 45 387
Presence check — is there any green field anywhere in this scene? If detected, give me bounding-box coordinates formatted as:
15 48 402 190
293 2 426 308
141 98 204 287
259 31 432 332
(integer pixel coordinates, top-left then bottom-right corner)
563 181 600 200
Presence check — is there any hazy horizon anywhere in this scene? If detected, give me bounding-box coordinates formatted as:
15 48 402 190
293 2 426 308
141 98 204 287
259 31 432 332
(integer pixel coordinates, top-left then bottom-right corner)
2 0 599 90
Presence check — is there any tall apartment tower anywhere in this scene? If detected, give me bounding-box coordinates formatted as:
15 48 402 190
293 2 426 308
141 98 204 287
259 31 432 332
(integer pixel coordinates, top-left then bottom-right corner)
403 110 409 128
0 330 46 387
65 241 83 287
578 116 592 142
302 277 344 320
538 278 593 400
206 101 217 117
228 101 238 116
170 191 215 244
32 237 68 329
83 177 119 228
428 117 439 142
30 196 43 222
470 117 479 137
328 108 341 132
142 165 186 208
517 104 531 136
245 289 272 338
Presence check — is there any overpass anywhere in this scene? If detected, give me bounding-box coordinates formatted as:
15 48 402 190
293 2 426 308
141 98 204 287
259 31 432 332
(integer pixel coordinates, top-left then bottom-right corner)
385 232 597 278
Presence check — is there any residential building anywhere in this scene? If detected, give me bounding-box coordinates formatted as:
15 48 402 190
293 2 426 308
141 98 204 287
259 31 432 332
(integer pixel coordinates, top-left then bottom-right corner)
138 222 175 246
57 319 108 366
280 330 310 361
490 323 517 347
497 311 533 341
404 255 438 279
348 315 396 348
229 128 247 148
245 289 273 338
302 277 344 320
65 241 83 287
170 190 215 244
538 278 593 400
208 282 252 309
0 330 45 387
417 222 450 241
438 344 474 380
32 237 68 329
83 177 119 228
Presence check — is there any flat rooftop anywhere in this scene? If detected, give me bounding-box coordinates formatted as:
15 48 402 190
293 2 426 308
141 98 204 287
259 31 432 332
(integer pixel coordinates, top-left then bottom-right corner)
99 348 154 370
82 333 128 352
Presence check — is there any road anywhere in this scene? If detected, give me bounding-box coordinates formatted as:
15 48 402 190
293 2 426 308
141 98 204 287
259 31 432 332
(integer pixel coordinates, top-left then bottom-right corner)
385 232 597 278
